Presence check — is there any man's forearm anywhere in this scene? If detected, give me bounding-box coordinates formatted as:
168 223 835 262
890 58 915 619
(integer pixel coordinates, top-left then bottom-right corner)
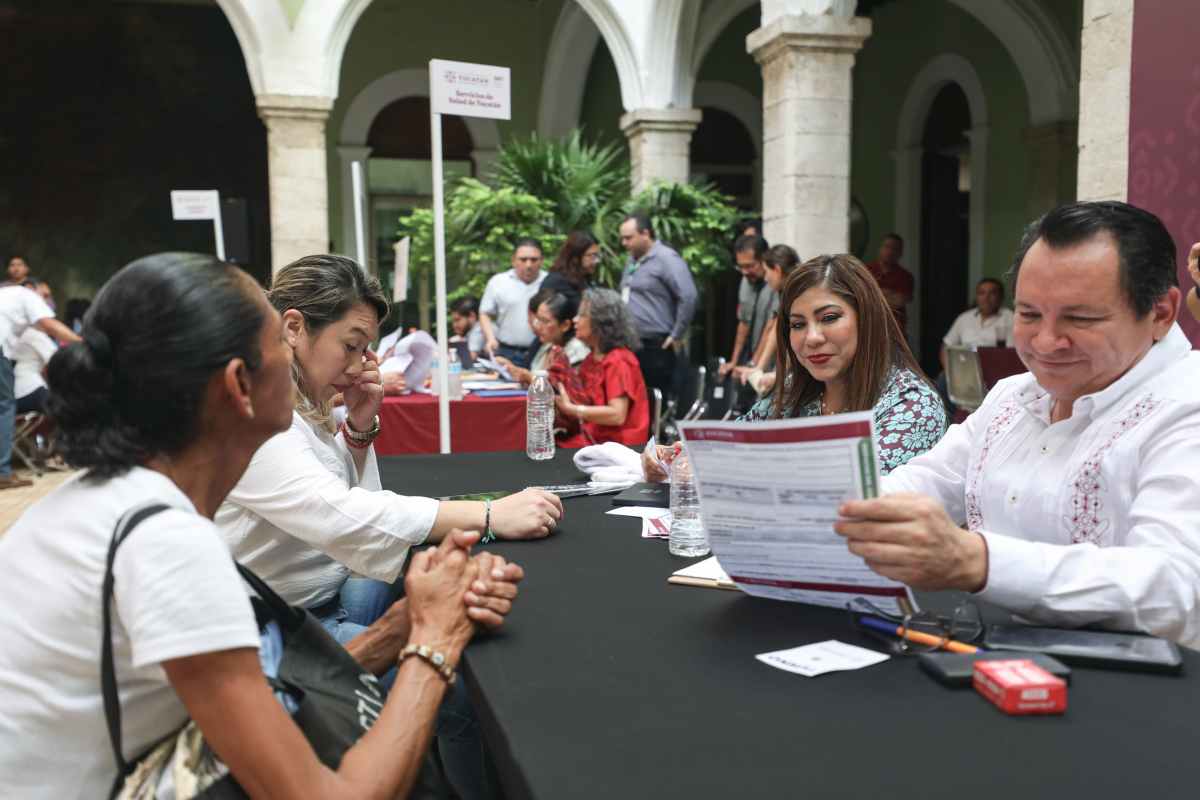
344 598 412 676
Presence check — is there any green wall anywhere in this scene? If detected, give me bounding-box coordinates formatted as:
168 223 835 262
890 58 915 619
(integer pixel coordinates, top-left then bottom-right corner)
695 7 761 97
578 42 624 147
853 0 1057 293
328 0 565 251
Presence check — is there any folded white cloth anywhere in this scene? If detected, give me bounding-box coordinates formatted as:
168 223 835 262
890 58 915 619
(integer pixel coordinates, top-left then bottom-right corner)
573 442 643 483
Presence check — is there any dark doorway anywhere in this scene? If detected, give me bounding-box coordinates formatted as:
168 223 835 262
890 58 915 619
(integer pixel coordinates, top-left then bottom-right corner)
918 83 971 375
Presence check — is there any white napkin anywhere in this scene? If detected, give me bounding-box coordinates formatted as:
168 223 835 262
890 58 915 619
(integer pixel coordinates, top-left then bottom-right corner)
572 442 643 483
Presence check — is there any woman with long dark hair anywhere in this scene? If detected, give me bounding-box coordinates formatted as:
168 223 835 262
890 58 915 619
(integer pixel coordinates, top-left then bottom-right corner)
541 230 600 304
645 254 945 479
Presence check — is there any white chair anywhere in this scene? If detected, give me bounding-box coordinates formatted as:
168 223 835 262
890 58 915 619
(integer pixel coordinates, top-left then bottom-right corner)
945 346 985 412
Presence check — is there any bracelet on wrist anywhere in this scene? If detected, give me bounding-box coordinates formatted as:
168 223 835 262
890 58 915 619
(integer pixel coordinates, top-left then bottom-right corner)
340 415 380 449
481 499 496 544
399 643 456 685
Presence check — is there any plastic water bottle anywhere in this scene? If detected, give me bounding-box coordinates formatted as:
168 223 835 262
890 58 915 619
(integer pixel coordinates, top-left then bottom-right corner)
447 348 463 400
429 353 441 395
526 370 555 460
669 453 709 557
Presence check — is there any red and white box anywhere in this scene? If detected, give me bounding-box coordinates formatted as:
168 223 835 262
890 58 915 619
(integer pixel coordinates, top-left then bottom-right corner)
973 658 1067 715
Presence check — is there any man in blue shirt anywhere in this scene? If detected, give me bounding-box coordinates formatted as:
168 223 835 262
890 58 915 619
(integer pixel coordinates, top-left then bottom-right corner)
618 214 698 404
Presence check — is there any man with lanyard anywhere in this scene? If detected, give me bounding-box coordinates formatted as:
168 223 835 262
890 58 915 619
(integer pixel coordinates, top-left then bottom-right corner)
837 201 1200 649
618 213 698 405
0 282 80 488
719 235 776 387
480 238 547 369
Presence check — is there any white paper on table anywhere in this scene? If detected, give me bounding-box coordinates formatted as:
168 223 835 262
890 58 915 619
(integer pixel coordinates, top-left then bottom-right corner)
606 506 669 520
463 380 521 391
672 556 730 583
377 328 404 360
678 412 917 616
642 515 671 539
756 640 890 677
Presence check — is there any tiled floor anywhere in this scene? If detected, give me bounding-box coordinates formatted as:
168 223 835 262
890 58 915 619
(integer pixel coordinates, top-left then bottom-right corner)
0 469 77 536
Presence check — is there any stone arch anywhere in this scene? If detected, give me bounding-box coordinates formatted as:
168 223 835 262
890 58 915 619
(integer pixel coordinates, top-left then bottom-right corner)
574 0 644 110
538 3 602 137
336 68 501 252
893 53 989 352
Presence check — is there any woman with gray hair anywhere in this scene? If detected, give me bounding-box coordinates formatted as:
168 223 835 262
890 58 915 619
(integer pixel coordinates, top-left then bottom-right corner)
555 287 650 446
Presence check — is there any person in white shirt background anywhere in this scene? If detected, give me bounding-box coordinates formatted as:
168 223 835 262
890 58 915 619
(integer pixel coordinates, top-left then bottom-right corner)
939 277 1015 366
478 238 547 368
13 277 58 414
216 254 560 797
0 252 501 799
836 201 1200 649
0 270 79 489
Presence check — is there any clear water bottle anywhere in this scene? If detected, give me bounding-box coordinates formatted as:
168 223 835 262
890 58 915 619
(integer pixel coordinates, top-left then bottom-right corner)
526 370 555 460
669 453 709 557
447 347 463 400
429 353 441 395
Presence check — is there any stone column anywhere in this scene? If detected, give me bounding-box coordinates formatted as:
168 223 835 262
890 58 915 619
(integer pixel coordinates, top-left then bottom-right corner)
619 108 703 193
257 94 335 274
747 14 870 255
1076 0 1133 202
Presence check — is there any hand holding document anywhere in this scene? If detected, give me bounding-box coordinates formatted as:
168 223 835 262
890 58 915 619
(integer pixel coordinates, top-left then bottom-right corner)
678 412 917 616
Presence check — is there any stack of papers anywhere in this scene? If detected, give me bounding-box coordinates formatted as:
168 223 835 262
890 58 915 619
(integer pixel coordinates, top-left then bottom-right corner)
668 556 737 590
679 412 917 616
606 505 672 539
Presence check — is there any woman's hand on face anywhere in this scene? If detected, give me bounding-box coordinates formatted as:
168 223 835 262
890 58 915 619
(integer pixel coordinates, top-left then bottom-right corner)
404 531 480 656
641 442 680 482
1188 242 1200 288
344 348 384 430
464 551 525 631
490 488 564 539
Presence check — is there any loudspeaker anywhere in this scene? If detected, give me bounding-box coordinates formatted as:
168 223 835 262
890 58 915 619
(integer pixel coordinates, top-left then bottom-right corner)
221 198 252 265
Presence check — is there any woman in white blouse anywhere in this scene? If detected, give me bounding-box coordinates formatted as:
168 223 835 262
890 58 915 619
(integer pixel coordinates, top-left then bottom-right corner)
216 254 562 641
0 253 493 799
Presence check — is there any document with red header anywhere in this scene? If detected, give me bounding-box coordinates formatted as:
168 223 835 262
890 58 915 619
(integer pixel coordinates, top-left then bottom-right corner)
678 412 917 615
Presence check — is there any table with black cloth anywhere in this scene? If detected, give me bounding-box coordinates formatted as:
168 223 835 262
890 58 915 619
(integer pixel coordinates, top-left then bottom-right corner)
379 450 1200 800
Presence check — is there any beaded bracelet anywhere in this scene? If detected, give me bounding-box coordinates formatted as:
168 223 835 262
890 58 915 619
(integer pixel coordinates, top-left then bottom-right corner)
340 415 380 450
399 643 456 685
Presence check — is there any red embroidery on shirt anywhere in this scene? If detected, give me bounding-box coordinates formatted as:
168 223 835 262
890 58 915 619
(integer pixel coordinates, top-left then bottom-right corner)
1063 395 1162 545
964 400 1023 530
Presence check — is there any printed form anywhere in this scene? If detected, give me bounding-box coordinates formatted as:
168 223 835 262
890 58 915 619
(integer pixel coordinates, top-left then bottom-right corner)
678 412 917 615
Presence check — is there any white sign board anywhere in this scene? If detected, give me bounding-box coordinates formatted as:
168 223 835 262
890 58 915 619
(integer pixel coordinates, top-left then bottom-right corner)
429 59 511 121
170 190 220 221
170 189 225 260
393 236 410 302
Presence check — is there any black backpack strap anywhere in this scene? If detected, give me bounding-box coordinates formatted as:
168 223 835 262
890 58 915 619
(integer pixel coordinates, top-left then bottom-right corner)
101 502 171 781
235 563 304 631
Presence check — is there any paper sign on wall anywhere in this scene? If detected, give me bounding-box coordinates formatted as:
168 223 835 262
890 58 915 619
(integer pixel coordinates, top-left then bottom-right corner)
429 59 511 121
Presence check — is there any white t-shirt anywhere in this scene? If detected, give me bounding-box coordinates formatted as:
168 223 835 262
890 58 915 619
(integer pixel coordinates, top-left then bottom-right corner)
942 307 1015 348
0 468 260 799
480 269 546 348
13 327 57 398
0 285 54 359
216 411 439 608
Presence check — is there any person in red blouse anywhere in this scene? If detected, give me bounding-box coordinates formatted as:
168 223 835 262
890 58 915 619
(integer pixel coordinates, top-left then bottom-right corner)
555 288 650 447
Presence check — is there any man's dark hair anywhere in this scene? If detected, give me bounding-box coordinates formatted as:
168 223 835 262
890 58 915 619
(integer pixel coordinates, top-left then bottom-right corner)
514 237 543 254
733 234 768 260
736 218 762 237
1010 201 1177 317
977 277 1005 299
882 233 904 246
623 213 655 239
451 295 480 317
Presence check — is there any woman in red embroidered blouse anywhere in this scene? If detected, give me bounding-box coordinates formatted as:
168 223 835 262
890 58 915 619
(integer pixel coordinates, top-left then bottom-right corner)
555 288 650 447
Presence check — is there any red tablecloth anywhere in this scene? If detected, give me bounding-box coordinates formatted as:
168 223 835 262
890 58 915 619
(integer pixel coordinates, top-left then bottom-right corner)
376 394 527 455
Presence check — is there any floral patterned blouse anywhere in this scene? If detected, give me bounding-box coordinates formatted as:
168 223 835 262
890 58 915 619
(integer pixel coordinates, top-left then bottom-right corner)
739 366 947 474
